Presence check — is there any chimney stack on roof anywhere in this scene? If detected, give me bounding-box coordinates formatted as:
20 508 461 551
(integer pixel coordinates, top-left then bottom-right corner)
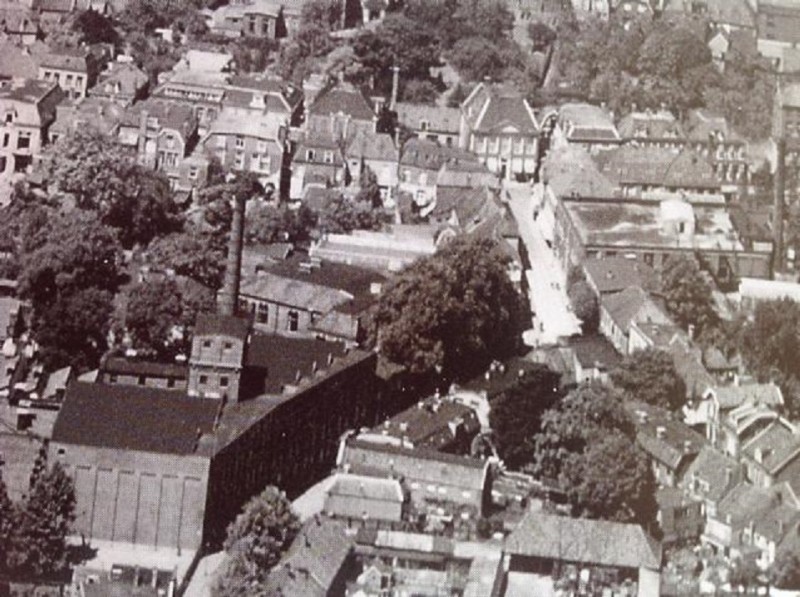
218 191 246 317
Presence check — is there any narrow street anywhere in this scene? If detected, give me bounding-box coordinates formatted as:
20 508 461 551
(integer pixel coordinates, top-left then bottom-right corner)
505 182 581 346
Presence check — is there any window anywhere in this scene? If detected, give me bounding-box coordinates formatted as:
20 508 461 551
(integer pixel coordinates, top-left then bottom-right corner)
287 310 299 332
109 374 118 383
235 136 244 148
2 134 8 148
420 119 429 131
257 303 269 323
166 135 176 149
167 378 176 389
199 375 208 385
17 133 31 150
202 339 212 348
257 140 267 152
220 376 229 388
324 150 334 164
216 135 226 148
4 112 13 124
259 155 271 172
138 376 146 386
235 152 245 169
643 252 654 266
189 167 198 180
65 74 73 85
306 149 316 161
76 75 83 87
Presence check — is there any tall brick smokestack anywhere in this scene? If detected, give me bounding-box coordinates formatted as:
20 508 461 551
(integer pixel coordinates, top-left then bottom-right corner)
218 194 245 317
390 65 399 111
774 137 786 275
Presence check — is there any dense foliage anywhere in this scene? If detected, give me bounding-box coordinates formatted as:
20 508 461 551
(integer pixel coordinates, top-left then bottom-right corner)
215 486 300 596
610 348 686 411
371 237 526 380
661 255 718 335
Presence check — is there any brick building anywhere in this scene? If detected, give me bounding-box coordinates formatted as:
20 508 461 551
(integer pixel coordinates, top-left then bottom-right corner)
39 47 98 99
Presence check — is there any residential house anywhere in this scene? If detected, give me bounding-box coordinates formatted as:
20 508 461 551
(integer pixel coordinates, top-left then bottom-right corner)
756 0 800 71
39 47 98 99
680 445 744 519
459 82 539 181
98 356 188 391
395 102 460 147
290 131 346 199
118 99 203 191
237 253 385 343
666 336 717 401
324 474 404 522
369 394 481 455
599 286 672 355
48 96 125 143
628 401 707 488
552 196 773 284
343 130 398 199
339 436 491 515
565 334 622 384
0 78 63 175
224 74 303 126
153 70 228 135
717 402 782 459
684 381 784 443
0 297 23 400
0 41 47 80
657 486 705 546
582 257 658 297
90 61 148 106
306 83 377 140
617 109 685 149
684 109 749 191
0 9 41 45
554 102 622 154
671 0 756 33
739 417 800 495
504 511 662 597
570 0 610 20
201 108 286 190
359 0 389 24
207 0 284 39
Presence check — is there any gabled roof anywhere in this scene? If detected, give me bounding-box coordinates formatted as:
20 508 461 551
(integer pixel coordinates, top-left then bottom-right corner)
683 446 741 503
616 111 685 142
206 109 284 140
100 356 187 380
40 47 91 72
194 313 250 340
120 98 197 143
541 144 616 199
344 130 397 162
505 512 661 570
628 402 706 470
462 83 538 135
240 272 353 313
310 85 375 122
583 257 657 295
717 483 775 526
684 109 744 145
595 146 719 190
702 0 756 29
601 286 669 333
328 473 404 503
95 62 148 97
375 396 480 448
52 381 218 455
741 420 800 475
706 382 784 410
558 102 620 142
567 334 622 370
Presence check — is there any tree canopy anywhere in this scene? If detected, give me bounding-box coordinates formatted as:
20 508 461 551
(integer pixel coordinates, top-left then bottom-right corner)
488 364 563 470
771 551 800 590
215 486 301 596
610 348 686 411
371 236 526 381
661 255 718 335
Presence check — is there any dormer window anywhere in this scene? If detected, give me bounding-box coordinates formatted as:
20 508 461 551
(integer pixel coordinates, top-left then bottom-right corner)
4 112 12 124
420 120 429 132
306 149 316 161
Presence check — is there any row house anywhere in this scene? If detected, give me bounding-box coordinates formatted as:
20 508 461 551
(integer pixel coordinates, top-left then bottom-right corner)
459 82 539 181
617 110 685 150
49 96 125 143
201 108 287 191
38 47 98 99
684 109 749 191
223 74 303 127
598 286 672 355
394 102 460 147
153 70 228 135
305 83 377 140
118 99 205 191
289 131 345 200
343 129 398 200
0 78 62 175
553 102 622 154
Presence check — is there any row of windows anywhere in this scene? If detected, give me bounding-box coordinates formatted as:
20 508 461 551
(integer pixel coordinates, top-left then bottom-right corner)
1 132 31 150
239 300 301 330
474 135 535 155
42 70 85 88
198 374 229 387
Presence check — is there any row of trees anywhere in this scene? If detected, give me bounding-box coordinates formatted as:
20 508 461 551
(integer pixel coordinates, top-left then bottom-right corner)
0 460 76 579
554 14 775 139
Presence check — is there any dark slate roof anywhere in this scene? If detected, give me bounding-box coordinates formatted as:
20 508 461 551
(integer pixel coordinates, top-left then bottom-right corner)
40 48 91 72
505 512 662 570
567 335 622 370
194 313 250 340
601 286 668 333
684 446 741 503
245 334 348 395
583 257 657 295
52 382 218 454
595 146 719 189
376 397 480 447
741 420 800 475
310 86 375 122
467 84 538 134
100 356 188 379
627 402 706 470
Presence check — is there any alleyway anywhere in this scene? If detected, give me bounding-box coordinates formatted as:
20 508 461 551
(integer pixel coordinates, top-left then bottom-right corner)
505 182 581 346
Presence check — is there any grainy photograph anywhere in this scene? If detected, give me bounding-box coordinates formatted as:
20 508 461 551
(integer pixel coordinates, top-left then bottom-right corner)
0 0 799 594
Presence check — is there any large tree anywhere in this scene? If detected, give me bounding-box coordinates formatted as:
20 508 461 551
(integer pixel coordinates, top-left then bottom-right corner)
771 551 800 591
9 463 76 578
371 236 526 380
315 193 391 235
0 470 15 572
488 364 563 470
530 383 656 527
215 486 300 596
610 348 686 411
661 255 718 334
44 129 182 248
147 229 227 289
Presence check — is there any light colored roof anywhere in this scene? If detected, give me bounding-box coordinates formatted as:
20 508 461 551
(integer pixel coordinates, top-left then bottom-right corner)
183 49 233 73
206 109 284 140
583 257 657 294
741 419 800 474
683 446 741 503
345 130 397 162
240 272 353 313
617 110 685 141
541 144 616 198
327 473 404 503
395 102 461 134
462 82 538 135
595 145 719 190
558 102 620 141
707 383 784 410
505 512 662 570
601 286 670 333
0 298 21 343
95 62 148 97
40 48 91 72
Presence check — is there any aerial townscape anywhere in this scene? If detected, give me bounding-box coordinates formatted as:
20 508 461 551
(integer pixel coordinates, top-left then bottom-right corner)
2 0 800 595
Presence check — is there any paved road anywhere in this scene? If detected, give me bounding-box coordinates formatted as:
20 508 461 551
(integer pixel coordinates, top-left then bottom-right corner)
505 183 581 346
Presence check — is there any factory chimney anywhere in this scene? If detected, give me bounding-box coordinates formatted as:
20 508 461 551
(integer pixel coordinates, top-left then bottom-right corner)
218 193 246 317
774 136 786 275
390 65 400 111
